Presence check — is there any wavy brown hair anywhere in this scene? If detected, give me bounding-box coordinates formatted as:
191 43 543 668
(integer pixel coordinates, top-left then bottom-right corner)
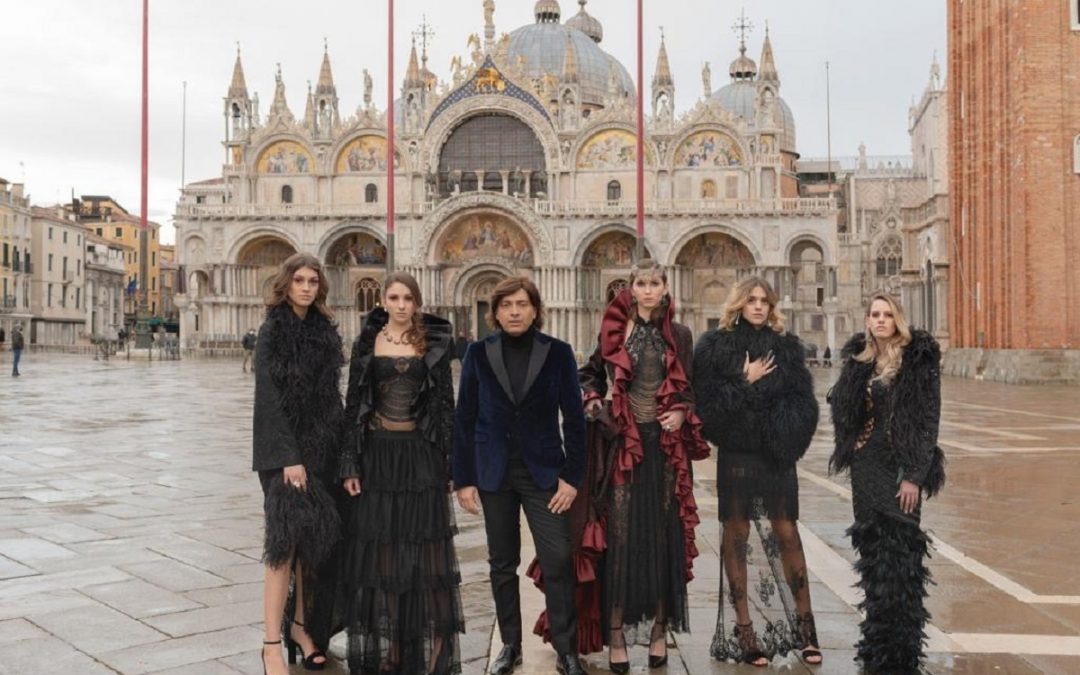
383 271 428 354
265 252 333 320
719 276 785 333
855 292 912 383
487 276 545 331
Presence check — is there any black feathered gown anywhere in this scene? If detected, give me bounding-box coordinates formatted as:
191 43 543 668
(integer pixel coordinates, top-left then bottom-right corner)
252 303 346 652
829 331 946 674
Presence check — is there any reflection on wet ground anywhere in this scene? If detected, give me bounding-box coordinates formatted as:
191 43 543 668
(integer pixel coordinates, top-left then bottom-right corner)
0 354 1078 673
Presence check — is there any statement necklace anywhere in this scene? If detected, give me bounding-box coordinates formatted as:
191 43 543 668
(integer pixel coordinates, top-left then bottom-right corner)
381 327 411 345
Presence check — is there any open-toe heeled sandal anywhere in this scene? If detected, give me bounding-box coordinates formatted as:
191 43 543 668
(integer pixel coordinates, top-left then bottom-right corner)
287 619 327 671
734 622 768 667
801 646 823 665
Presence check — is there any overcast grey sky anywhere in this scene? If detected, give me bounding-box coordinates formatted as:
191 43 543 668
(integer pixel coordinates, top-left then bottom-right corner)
0 1 945 243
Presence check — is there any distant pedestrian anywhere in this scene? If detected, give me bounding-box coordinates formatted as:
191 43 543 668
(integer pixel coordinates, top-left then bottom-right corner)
822 346 833 368
0 326 6 361
242 328 257 372
11 324 25 377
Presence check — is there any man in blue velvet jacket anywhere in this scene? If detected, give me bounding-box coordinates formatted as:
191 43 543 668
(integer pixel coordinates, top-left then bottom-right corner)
453 276 587 675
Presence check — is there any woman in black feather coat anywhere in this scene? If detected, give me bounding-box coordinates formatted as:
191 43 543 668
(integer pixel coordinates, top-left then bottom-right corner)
340 272 465 675
828 293 945 674
693 277 822 667
254 253 345 674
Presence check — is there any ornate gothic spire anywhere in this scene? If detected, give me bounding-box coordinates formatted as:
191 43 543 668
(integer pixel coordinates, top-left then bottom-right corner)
561 32 578 82
759 23 779 84
228 44 248 99
404 38 423 88
315 40 337 96
653 30 673 88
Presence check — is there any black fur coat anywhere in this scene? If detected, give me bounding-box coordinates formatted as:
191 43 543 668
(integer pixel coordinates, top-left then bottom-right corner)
252 303 344 568
339 308 455 480
828 330 945 496
692 320 819 468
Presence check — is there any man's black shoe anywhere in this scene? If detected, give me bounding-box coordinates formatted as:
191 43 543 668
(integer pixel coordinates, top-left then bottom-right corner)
555 653 586 675
489 644 522 675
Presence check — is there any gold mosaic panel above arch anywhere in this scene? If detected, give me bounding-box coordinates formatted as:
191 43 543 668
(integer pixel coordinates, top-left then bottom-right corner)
673 131 743 168
576 129 654 170
675 232 755 268
257 141 315 174
582 231 651 268
336 136 402 173
438 214 533 266
326 232 387 267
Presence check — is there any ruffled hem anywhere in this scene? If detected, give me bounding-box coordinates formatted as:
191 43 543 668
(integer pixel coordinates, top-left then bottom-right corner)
527 519 605 654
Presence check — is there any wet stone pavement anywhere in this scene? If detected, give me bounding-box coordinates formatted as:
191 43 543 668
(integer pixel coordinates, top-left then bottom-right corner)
1 351 1079 674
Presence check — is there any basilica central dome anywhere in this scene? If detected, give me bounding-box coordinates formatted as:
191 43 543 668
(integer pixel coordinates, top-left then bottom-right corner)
506 0 635 109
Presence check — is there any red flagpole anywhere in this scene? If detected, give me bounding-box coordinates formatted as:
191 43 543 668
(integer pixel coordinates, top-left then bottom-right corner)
386 0 396 272
136 0 152 350
635 0 645 259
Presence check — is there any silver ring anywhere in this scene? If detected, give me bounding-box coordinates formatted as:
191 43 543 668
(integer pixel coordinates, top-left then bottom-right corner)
292 481 301 488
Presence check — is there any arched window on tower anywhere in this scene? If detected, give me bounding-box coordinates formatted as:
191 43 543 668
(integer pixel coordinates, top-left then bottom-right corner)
356 277 381 313
365 183 378 203
607 180 622 203
281 185 293 204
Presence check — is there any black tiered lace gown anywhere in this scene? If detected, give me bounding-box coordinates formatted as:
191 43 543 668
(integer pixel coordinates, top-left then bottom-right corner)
342 356 464 675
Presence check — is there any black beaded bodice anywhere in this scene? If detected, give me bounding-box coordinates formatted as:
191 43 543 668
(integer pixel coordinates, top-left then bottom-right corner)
625 319 667 422
371 356 425 429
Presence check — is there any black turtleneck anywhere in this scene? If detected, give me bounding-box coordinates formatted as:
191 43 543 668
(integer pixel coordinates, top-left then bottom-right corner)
502 326 535 402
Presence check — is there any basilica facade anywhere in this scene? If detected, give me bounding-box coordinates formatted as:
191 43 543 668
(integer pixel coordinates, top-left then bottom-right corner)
174 1 852 354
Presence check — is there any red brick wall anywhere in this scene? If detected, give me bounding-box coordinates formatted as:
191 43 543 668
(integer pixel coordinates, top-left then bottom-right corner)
948 0 1080 349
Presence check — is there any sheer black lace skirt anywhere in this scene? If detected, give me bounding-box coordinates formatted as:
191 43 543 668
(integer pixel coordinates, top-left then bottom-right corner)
710 452 814 663
342 430 465 675
603 421 690 646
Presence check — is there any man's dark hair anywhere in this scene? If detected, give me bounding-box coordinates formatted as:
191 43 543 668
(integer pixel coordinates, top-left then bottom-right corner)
487 276 544 331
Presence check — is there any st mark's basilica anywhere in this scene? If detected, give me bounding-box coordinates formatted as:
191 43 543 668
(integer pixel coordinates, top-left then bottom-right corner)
173 0 948 354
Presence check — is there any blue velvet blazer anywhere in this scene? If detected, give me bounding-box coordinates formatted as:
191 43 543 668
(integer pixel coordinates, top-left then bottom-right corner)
452 329 586 492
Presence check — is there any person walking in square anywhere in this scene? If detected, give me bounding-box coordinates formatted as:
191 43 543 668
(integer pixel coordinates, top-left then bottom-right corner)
254 253 344 675
11 324 25 377
576 259 710 671
339 272 465 674
693 277 822 667
453 277 587 675
242 328 258 373
828 293 945 674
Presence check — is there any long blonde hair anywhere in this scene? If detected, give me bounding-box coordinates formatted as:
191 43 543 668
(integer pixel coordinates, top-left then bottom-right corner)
719 276 785 333
855 292 912 382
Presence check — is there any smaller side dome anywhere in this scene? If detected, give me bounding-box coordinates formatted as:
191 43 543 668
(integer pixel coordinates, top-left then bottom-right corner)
535 0 562 23
566 0 603 43
729 46 757 81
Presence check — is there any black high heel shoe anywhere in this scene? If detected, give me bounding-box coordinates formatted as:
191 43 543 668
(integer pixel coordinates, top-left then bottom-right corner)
648 622 668 669
287 619 327 671
262 639 281 675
